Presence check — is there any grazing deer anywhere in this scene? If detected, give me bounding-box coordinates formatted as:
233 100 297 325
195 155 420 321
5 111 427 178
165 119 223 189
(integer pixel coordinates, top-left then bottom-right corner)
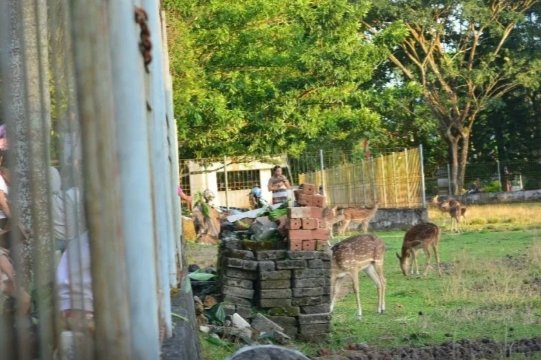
432 196 466 232
396 222 441 276
335 203 378 235
330 234 386 320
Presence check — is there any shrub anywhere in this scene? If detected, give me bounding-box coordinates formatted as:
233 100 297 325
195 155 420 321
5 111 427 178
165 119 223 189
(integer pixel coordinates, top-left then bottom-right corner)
482 180 501 193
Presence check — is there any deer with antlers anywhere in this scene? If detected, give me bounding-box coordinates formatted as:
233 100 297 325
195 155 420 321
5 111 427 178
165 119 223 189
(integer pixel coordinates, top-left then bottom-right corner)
432 195 466 232
396 222 442 276
330 234 386 320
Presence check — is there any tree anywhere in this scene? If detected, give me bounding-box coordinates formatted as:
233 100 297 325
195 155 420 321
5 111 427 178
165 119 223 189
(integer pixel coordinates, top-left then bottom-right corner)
366 0 540 194
164 0 403 158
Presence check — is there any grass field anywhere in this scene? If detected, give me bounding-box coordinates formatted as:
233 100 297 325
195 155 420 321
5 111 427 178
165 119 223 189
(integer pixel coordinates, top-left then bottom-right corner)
194 203 541 359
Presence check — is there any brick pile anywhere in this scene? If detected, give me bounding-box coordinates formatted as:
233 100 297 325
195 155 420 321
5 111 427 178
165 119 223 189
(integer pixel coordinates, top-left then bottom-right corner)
288 183 330 252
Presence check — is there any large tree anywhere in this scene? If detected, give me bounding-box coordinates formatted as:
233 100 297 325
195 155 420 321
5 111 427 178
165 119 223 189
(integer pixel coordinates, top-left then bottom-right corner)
164 0 403 158
366 0 540 194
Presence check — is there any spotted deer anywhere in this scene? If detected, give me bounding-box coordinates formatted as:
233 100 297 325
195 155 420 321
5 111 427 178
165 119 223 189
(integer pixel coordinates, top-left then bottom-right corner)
396 222 441 276
330 234 386 320
334 203 378 235
432 196 466 232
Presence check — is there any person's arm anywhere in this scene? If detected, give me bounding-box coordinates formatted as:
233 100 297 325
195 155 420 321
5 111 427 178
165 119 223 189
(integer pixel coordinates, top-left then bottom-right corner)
267 178 274 192
282 176 291 189
0 191 11 219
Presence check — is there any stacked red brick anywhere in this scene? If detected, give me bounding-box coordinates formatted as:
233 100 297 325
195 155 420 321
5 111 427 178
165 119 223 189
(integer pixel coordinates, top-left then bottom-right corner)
288 183 330 251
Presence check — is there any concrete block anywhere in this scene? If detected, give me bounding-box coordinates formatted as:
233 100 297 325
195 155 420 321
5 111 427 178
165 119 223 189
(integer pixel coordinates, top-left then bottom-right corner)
300 304 330 314
292 277 325 288
225 268 258 280
276 260 306 270
293 268 329 279
223 286 255 299
258 261 276 272
260 289 292 299
259 298 292 308
259 280 291 289
223 295 252 306
251 313 284 333
298 313 331 325
292 296 329 306
227 258 259 271
255 250 288 261
259 270 291 281
267 306 300 317
223 278 254 289
286 251 317 260
293 287 323 297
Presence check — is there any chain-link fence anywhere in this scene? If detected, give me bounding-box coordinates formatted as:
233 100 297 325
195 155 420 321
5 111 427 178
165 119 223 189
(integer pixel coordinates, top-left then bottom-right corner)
426 159 541 197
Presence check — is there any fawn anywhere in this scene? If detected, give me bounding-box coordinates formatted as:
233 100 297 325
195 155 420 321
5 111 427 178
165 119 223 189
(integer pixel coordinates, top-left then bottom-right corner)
396 222 441 276
334 203 378 235
432 196 466 232
330 234 386 320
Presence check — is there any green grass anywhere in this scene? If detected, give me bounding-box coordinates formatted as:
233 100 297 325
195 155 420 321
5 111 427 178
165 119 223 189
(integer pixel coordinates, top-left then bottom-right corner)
198 226 541 359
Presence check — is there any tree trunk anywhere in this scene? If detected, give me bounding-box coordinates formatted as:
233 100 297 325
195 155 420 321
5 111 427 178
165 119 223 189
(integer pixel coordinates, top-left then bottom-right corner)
456 132 470 195
447 135 460 196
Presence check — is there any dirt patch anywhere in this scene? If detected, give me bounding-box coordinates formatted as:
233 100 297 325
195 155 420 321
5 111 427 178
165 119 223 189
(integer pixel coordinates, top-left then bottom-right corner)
315 337 541 360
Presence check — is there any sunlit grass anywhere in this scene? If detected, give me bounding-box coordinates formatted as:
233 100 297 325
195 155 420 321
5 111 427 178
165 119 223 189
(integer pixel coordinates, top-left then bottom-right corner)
194 204 541 359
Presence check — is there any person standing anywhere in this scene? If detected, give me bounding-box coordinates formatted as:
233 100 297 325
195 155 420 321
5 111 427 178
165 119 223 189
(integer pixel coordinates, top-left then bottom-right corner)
267 165 290 205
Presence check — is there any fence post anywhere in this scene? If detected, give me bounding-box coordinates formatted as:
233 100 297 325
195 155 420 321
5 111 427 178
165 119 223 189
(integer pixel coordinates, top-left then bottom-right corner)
404 148 411 207
108 0 161 356
419 144 427 208
69 0 134 356
380 156 387 207
224 156 229 210
393 152 399 206
319 149 325 195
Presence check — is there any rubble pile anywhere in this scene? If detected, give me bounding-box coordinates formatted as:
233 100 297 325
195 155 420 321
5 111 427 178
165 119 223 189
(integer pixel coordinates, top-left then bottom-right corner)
215 183 333 342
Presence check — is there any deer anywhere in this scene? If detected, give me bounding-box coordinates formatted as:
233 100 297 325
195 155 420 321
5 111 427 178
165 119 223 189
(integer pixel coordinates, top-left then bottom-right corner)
330 234 386 320
334 203 378 235
396 222 441 276
432 195 466 232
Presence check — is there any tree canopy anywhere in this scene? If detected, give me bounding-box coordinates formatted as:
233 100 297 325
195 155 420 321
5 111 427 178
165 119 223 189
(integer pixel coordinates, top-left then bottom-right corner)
164 0 405 158
365 0 541 193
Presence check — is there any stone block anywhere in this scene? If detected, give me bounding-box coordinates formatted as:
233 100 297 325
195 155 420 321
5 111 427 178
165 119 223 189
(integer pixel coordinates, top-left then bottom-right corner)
258 261 276 272
298 313 331 325
223 278 253 289
255 250 288 261
307 259 330 269
267 306 300 317
300 304 330 314
259 298 292 308
222 239 242 250
236 305 254 320
223 295 252 306
293 268 329 279
267 316 298 329
292 277 325 288
315 250 332 261
292 296 328 306
223 286 255 299
259 280 291 289
224 268 258 280
260 289 292 299
223 304 236 317
276 260 306 270
286 251 317 260
251 313 284 333
259 270 291 281
225 249 255 260
293 287 323 297
227 258 259 271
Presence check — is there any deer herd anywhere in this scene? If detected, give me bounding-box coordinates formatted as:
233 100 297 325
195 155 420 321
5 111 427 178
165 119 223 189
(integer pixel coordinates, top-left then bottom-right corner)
328 196 465 320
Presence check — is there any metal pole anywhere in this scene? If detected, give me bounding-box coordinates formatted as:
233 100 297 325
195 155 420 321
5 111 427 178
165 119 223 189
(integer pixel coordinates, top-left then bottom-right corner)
404 148 411 207
108 0 160 357
68 0 133 357
224 156 229 210
419 144 427 208
319 149 326 195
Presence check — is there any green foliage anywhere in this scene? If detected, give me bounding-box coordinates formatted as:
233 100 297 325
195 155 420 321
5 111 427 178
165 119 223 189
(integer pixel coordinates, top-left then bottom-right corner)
483 180 502 193
164 0 405 158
